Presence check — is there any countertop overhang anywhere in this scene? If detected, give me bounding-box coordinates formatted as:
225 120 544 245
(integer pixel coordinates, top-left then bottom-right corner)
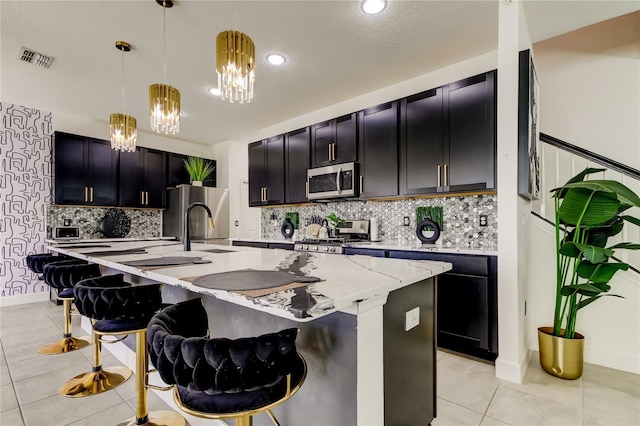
47 240 452 322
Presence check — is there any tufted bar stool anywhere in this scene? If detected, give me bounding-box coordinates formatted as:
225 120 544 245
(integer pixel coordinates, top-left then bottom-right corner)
63 275 184 426
147 298 307 426
26 253 70 280
38 259 101 355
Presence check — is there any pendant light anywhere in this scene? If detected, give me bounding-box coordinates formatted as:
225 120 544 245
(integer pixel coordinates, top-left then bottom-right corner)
110 41 137 152
149 0 180 134
216 30 255 103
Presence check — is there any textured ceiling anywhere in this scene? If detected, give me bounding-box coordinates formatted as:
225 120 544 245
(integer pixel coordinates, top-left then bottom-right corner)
1 1 637 147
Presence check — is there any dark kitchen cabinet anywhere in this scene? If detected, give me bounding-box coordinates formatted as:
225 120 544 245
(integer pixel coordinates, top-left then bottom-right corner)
248 136 285 206
311 113 357 167
53 132 118 206
231 241 293 250
358 101 399 199
166 153 217 188
119 147 167 208
399 71 496 195
343 247 386 257
444 71 496 192
285 127 310 204
388 250 498 361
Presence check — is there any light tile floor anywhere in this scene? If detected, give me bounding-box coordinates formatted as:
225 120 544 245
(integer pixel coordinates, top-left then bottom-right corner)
2 301 640 425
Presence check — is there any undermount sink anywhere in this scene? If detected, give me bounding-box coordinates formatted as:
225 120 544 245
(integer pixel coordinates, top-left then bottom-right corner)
197 248 235 254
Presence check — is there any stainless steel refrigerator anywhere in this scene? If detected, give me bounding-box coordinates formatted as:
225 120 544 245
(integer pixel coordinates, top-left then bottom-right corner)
163 185 230 242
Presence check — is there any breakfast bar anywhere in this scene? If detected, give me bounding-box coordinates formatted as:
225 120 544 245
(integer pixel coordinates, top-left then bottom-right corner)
47 240 452 426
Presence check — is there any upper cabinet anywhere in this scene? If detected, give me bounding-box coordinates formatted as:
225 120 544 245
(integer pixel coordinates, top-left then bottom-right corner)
285 127 311 204
400 71 496 195
119 148 167 208
311 113 357 167
248 136 285 206
445 71 496 192
358 101 399 199
54 132 118 206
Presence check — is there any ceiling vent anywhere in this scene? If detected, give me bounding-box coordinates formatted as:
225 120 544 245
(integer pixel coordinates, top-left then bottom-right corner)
17 47 54 69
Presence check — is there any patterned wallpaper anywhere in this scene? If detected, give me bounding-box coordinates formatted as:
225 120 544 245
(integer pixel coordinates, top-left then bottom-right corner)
261 194 498 249
0 103 52 297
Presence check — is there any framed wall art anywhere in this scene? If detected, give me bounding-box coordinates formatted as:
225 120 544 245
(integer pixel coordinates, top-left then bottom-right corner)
518 49 541 200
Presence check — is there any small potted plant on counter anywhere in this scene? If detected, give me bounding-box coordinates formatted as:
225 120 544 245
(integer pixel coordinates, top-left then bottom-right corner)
539 167 640 379
326 213 345 238
183 156 215 186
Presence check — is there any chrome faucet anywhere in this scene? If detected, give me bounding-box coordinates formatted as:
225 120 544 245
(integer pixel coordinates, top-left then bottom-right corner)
184 202 214 251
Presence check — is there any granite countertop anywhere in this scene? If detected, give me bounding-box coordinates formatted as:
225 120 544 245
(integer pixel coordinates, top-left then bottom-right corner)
229 237 295 244
47 240 451 323
46 237 178 244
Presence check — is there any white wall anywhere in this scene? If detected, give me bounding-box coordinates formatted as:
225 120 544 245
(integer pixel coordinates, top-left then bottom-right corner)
527 11 640 374
534 11 640 170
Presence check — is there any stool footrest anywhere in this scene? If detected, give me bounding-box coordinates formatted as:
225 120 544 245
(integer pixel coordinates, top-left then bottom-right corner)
38 336 91 355
60 366 132 398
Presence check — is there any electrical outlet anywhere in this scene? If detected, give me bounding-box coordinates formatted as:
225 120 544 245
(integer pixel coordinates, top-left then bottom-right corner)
479 215 488 227
405 307 420 331
403 216 410 226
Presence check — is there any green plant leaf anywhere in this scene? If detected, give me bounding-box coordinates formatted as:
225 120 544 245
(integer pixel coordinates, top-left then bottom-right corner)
551 167 605 198
607 242 640 251
560 283 603 296
559 242 581 258
577 294 624 310
577 261 628 283
621 215 640 227
183 157 215 182
574 243 614 263
560 180 640 207
558 188 620 227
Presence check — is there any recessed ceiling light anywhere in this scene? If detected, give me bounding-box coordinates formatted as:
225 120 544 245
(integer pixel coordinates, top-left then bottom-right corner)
266 53 286 66
208 87 221 96
361 0 386 15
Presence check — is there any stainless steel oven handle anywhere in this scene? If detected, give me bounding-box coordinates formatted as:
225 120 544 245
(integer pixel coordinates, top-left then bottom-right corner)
336 167 342 194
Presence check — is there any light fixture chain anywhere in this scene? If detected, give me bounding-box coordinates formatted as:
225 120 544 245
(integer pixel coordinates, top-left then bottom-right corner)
163 5 167 84
121 47 125 114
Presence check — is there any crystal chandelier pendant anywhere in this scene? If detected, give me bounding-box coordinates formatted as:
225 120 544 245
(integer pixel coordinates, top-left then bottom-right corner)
216 30 255 103
110 40 137 152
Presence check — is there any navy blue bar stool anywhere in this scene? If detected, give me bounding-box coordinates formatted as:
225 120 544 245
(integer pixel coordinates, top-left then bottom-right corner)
147 298 307 426
26 253 70 280
38 259 100 355
63 274 184 426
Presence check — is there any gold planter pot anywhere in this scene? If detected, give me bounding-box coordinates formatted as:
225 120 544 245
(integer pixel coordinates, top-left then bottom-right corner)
537 326 584 380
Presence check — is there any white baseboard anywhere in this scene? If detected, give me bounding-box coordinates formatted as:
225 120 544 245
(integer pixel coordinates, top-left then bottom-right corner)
80 318 226 426
0 291 49 307
495 350 530 384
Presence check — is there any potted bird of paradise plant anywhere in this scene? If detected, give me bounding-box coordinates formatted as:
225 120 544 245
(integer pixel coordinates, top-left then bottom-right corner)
539 167 640 379
183 156 215 186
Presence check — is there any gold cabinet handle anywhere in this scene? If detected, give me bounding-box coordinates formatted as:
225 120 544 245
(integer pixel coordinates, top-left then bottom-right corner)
145 191 148 205
332 143 336 161
141 191 144 205
437 165 441 187
84 187 88 202
328 144 332 162
264 187 268 202
89 187 93 202
360 175 363 194
444 164 448 187
305 181 309 198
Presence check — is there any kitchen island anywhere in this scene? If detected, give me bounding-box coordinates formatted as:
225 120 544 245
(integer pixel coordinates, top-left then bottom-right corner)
47 240 452 426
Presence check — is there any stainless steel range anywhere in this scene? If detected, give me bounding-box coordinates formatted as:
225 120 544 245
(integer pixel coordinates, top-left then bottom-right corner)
295 219 370 254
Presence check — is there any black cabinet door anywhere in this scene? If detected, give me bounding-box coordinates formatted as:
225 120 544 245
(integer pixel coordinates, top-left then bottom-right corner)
53 132 117 206
400 88 444 195
54 132 86 204
285 127 310 204
265 135 285 205
311 113 357 167
118 150 144 207
142 148 166 208
358 101 399 199
437 274 490 351
444 71 496 192
167 153 189 187
334 113 357 164
248 141 266 207
86 138 118 206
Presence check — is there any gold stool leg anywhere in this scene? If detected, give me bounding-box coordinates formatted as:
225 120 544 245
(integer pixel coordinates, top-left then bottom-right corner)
60 329 132 397
118 331 185 426
236 416 253 426
266 410 281 426
38 299 90 355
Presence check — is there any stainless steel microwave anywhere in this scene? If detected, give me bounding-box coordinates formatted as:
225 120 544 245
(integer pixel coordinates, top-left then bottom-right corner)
307 162 358 200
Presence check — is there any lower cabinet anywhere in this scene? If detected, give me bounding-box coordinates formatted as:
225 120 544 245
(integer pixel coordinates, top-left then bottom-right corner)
388 250 498 360
343 247 386 257
231 241 293 250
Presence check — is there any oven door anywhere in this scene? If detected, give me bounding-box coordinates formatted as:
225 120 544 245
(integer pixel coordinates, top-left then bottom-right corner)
307 162 357 200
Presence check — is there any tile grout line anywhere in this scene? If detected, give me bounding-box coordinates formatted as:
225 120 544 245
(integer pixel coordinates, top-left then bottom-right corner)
0 339 27 425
